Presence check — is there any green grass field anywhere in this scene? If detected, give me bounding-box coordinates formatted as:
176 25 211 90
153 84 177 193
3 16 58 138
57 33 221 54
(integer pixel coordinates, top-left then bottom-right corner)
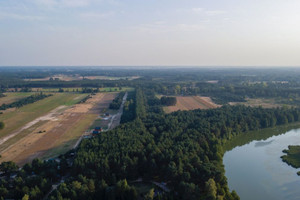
0 92 35 105
0 93 88 139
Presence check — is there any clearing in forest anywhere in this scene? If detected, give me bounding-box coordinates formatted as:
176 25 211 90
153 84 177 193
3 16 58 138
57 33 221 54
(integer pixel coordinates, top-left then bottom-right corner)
229 98 282 108
0 92 34 106
0 93 117 166
163 96 221 113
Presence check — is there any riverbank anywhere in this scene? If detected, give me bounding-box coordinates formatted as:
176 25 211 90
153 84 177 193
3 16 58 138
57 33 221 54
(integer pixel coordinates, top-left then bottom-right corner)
223 125 300 200
222 121 300 152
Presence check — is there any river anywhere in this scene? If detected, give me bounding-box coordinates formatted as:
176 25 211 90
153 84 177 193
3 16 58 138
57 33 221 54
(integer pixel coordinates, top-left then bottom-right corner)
223 127 300 200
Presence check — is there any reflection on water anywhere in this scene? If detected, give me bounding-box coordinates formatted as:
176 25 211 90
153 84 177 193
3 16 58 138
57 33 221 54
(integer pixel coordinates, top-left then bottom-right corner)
224 128 300 200
254 140 274 147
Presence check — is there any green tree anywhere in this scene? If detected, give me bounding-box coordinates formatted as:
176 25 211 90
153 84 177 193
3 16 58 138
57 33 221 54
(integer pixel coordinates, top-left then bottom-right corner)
22 194 29 200
0 161 18 175
205 178 217 200
144 188 155 200
0 121 4 130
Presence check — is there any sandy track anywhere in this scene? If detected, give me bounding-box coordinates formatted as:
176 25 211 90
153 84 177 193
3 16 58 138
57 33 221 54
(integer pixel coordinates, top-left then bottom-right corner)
0 106 66 146
0 93 116 166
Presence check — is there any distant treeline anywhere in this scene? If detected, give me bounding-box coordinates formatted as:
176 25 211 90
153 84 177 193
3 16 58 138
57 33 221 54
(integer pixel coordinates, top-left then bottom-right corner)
0 93 52 110
109 92 125 110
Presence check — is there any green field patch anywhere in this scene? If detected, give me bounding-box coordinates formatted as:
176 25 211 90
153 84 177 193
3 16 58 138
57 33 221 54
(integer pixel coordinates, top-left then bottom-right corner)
89 118 109 130
0 92 35 105
0 93 85 139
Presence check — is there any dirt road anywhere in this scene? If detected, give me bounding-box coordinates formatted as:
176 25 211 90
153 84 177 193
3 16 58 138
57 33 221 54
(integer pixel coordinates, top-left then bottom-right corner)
107 92 128 130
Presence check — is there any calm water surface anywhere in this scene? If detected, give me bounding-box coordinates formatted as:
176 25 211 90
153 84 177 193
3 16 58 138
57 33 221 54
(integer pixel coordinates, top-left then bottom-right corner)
223 128 300 200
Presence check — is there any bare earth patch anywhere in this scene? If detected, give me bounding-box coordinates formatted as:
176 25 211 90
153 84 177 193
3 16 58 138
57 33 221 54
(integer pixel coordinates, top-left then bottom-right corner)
0 93 117 166
164 96 221 113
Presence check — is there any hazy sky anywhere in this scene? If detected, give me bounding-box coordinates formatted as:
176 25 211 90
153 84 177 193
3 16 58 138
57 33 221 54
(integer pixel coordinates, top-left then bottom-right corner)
1 0 300 66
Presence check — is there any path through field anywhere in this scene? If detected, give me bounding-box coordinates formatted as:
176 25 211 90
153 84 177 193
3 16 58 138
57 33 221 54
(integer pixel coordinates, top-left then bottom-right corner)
0 93 116 166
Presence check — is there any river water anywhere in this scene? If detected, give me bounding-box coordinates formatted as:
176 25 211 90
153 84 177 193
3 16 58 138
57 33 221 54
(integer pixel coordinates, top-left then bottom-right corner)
223 128 300 200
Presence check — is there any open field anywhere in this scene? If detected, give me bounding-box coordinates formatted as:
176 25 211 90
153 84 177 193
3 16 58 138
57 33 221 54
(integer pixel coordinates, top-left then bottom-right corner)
229 98 282 108
0 93 86 139
0 92 35 105
163 96 221 113
0 92 116 165
24 74 140 81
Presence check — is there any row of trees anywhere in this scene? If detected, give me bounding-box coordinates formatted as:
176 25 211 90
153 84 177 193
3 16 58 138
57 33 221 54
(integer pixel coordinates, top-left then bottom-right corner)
120 92 136 124
109 92 125 110
160 96 177 106
0 93 52 110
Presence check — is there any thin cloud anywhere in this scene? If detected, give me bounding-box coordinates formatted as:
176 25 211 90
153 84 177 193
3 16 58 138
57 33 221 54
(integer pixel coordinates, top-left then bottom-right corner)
0 12 44 21
80 11 115 19
135 22 205 34
34 0 92 8
192 7 227 16
192 7 204 13
205 10 227 16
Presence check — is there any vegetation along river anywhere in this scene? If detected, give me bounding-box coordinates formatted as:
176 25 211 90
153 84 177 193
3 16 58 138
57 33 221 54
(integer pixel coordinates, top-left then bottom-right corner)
223 124 300 200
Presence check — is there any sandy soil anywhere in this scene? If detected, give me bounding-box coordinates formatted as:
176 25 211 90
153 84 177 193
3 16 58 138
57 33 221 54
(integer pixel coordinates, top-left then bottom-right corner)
0 93 116 166
164 96 221 113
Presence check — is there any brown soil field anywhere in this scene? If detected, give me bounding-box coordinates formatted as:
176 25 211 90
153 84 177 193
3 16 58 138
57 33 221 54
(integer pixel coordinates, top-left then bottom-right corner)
163 96 221 113
0 93 117 166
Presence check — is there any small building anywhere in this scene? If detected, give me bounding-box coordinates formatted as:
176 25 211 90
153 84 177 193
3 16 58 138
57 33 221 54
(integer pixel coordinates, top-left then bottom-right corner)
93 130 100 134
95 126 102 131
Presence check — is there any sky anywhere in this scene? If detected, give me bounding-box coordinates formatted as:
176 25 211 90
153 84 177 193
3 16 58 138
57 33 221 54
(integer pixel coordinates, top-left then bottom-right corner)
1 0 300 66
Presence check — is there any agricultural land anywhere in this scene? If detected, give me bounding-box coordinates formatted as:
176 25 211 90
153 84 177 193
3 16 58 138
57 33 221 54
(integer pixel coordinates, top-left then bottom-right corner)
163 96 221 113
0 92 117 165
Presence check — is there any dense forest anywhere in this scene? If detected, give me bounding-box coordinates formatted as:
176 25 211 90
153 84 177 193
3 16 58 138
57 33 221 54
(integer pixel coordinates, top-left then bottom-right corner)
1 67 300 200
54 90 299 200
